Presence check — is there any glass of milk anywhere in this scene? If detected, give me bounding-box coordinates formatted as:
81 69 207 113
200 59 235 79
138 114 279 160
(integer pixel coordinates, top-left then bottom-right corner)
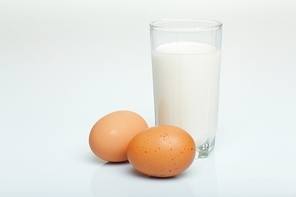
150 19 222 158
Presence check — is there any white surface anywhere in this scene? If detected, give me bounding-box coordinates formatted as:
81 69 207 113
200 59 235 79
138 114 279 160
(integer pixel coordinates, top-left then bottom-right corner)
1 0 296 196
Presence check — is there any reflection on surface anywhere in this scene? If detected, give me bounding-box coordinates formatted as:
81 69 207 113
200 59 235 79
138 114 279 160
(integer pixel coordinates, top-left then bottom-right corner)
184 153 217 197
91 153 217 197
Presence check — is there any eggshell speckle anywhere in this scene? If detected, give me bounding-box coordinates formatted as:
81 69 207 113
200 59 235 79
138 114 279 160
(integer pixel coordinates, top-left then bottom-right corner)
89 110 148 162
127 125 196 177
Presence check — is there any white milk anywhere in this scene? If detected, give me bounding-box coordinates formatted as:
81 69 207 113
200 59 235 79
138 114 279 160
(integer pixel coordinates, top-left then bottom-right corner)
152 42 221 147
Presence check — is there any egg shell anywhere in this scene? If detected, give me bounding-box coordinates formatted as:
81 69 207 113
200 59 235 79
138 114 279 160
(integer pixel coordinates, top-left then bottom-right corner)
127 125 196 177
89 110 148 162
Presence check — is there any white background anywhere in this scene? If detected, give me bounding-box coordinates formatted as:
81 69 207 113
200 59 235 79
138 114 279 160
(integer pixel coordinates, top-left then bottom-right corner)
1 0 296 196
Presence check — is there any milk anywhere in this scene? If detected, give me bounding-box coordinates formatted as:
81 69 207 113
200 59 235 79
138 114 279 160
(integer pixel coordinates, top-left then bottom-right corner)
151 42 221 148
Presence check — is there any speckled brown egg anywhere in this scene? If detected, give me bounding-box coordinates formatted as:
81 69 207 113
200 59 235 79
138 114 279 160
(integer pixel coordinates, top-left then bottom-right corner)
89 110 148 162
127 125 196 177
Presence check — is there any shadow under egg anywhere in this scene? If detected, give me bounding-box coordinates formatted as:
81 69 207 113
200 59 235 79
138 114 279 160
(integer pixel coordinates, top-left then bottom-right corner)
91 161 195 197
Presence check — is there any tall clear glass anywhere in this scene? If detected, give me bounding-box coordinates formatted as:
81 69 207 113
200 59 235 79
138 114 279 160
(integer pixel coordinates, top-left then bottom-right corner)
150 19 222 158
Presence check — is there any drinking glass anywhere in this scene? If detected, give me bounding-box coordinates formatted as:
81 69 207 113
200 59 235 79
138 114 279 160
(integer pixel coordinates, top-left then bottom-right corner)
150 19 222 158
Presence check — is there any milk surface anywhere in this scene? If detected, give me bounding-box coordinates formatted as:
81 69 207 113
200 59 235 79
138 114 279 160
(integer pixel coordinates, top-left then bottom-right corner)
152 42 221 147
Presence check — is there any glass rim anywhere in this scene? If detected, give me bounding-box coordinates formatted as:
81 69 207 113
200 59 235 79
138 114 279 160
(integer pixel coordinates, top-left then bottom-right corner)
150 18 222 31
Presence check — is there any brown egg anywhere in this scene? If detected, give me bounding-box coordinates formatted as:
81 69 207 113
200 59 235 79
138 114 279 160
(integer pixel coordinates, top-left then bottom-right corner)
89 110 148 162
127 125 196 177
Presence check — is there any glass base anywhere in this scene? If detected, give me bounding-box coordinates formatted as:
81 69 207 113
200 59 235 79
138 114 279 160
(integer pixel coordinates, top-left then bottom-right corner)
196 138 215 158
